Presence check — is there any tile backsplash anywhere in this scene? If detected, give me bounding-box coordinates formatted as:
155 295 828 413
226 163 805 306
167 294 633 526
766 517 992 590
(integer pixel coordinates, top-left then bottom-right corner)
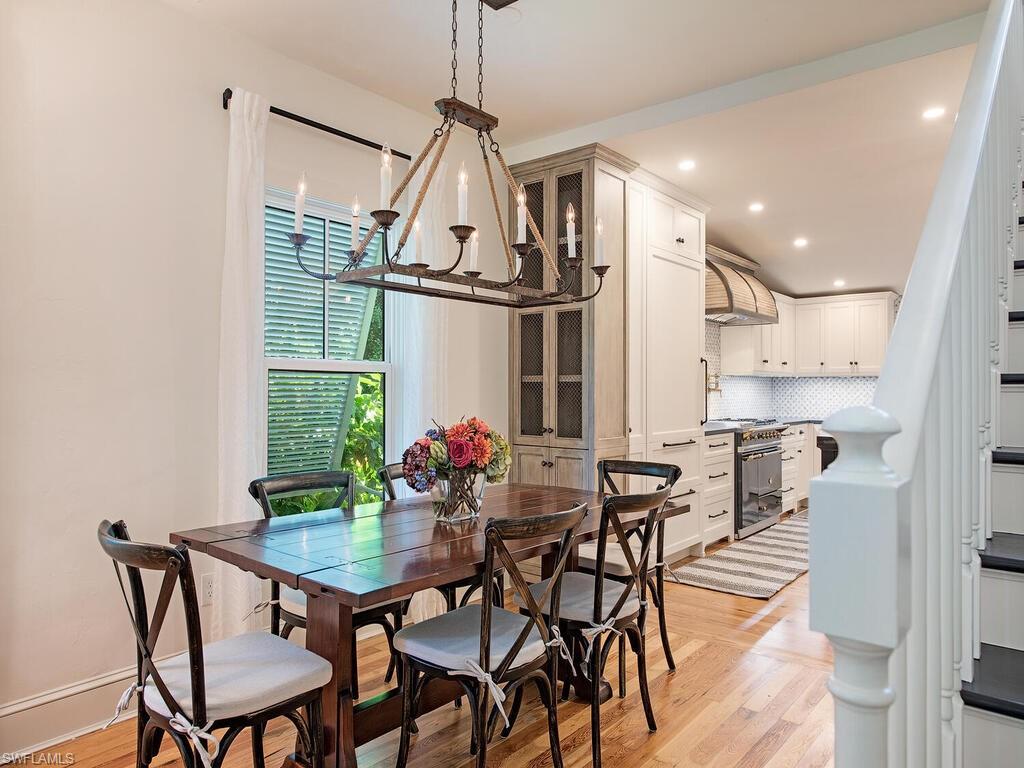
705 321 877 421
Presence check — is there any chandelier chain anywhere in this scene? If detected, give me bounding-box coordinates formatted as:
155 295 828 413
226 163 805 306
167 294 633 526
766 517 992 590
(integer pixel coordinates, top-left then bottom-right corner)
477 0 485 108
450 0 459 99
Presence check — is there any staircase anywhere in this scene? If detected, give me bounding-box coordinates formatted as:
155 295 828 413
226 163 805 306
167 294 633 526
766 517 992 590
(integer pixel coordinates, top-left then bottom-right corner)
807 0 1024 765
959 261 1024 762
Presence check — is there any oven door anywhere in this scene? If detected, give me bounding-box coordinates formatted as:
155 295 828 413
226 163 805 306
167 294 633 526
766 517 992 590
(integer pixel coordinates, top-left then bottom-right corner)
738 447 782 536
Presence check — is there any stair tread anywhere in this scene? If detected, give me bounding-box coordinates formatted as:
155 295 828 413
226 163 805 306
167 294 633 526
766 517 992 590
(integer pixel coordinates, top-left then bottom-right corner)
980 532 1024 573
962 644 1024 719
994 448 1024 465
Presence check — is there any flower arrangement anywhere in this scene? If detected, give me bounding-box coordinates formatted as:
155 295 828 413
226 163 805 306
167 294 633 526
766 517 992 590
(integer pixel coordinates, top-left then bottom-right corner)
402 416 511 521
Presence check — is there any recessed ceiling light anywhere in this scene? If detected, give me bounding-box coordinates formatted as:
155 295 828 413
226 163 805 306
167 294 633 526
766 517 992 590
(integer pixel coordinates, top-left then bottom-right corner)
922 106 946 121
833 278 846 288
678 159 696 172
793 237 808 248
748 202 764 213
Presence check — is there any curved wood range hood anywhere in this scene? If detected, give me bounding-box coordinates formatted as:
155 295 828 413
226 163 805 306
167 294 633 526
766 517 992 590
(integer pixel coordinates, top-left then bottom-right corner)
704 244 778 325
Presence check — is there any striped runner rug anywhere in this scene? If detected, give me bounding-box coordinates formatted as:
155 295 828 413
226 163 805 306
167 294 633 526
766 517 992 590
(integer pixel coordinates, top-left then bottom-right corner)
667 514 808 599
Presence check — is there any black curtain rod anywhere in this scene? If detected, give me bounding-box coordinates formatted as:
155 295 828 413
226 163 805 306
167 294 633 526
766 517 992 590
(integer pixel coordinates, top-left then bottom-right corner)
222 88 413 161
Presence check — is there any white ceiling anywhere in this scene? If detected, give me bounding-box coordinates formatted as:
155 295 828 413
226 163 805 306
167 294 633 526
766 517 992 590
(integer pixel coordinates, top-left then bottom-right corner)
608 45 975 296
167 0 984 145
163 0 982 296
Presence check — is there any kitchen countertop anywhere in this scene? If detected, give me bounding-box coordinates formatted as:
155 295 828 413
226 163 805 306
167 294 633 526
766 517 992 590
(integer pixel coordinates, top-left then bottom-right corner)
703 417 823 436
703 424 741 436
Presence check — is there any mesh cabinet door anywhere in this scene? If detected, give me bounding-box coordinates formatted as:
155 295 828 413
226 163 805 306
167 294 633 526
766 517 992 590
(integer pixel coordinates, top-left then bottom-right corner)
555 170 585 298
551 305 587 446
515 309 548 444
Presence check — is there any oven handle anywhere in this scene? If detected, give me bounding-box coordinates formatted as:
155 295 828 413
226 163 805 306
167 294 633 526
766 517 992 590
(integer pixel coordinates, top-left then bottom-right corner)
739 447 783 460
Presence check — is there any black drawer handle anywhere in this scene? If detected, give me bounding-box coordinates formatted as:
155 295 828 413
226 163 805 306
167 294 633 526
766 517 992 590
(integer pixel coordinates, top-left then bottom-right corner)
782 487 795 493
708 472 729 479
676 237 686 244
671 488 697 499
797 449 803 453
662 440 697 448
781 361 788 365
781 457 795 462
762 359 769 364
709 509 730 519
708 441 729 448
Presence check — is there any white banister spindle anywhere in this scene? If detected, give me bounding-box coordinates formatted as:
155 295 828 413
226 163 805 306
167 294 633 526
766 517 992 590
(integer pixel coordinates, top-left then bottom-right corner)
810 406 908 767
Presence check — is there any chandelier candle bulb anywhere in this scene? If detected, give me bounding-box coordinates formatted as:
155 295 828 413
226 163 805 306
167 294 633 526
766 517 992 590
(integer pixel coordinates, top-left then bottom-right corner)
469 231 479 271
350 196 361 251
294 172 307 234
566 203 576 257
516 183 527 244
380 143 392 210
595 217 605 267
457 162 469 225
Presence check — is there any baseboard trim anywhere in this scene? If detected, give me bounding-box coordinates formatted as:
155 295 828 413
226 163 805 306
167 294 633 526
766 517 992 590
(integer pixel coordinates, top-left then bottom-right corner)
0 664 136 720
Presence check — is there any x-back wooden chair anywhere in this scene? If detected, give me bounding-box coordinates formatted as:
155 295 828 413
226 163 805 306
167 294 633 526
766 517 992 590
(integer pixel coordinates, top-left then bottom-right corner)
97 519 329 768
590 460 682 692
248 471 409 697
518 485 673 768
392 503 589 768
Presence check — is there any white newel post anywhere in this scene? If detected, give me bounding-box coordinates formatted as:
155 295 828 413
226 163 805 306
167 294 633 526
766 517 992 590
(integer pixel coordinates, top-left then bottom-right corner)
809 406 910 767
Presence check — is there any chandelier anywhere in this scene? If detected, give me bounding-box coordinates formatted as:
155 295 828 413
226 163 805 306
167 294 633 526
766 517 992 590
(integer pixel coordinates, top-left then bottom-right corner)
286 0 610 308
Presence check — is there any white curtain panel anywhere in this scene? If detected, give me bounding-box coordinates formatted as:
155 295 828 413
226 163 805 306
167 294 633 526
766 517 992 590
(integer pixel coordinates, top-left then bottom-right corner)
214 88 269 640
387 161 450 623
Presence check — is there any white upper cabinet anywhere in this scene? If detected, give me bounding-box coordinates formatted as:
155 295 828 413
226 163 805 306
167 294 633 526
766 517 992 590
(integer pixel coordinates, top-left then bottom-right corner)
794 303 826 375
824 302 858 375
721 291 896 377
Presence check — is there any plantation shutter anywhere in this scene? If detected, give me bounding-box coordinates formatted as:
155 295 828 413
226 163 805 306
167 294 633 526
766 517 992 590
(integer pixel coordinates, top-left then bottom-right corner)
264 205 382 475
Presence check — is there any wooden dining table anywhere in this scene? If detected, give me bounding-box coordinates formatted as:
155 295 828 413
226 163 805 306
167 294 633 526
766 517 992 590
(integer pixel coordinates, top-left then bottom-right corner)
170 482 689 768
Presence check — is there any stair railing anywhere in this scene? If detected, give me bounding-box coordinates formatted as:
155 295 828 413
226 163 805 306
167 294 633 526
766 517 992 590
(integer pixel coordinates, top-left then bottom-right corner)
808 0 1023 766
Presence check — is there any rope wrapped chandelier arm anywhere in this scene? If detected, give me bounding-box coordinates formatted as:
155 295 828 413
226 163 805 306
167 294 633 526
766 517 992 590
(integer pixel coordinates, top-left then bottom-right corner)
288 0 609 309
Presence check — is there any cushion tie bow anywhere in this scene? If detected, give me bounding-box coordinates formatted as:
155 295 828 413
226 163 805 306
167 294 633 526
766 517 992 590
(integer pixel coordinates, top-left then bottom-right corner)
580 618 622 670
457 660 510 730
169 713 220 768
104 682 140 729
242 598 280 623
545 625 575 676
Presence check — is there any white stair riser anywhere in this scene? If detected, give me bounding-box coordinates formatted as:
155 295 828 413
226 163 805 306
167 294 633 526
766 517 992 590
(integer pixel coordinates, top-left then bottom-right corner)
999 385 1024 448
964 706 1024 768
1014 270 1024 312
980 568 1024 651
1008 323 1024 372
993 464 1024 534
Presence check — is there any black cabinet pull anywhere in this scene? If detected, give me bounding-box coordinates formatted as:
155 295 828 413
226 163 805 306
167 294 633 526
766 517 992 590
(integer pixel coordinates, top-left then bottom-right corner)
762 359 769 364
676 237 686 244
781 457 795 462
708 472 729 479
797 449 803 453
799 429 805 435
820 361 825 366
709 509 730 519
662 439 697 448
782 487 795 493
671 488 697 500
708 441 729 448
781 361 788 365
701 357 708 426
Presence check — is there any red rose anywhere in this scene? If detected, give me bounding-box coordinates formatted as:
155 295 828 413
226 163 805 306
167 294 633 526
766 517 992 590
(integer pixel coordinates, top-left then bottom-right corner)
448 438 473 469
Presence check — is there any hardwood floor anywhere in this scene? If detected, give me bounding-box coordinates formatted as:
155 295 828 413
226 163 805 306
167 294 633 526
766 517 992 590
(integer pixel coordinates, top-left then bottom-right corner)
45 572 832 768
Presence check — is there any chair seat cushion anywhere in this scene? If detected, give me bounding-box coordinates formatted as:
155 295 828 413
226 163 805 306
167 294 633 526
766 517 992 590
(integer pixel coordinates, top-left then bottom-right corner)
514 571 640 623
144 632 332 721
393 604 545 672
280 587 404 618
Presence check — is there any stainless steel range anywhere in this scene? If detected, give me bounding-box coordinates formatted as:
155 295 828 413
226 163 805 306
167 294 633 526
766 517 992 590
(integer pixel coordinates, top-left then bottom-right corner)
711 418 789 539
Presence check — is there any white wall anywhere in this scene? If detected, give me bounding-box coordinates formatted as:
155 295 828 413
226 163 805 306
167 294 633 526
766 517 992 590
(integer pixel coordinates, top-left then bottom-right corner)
0 0 508 752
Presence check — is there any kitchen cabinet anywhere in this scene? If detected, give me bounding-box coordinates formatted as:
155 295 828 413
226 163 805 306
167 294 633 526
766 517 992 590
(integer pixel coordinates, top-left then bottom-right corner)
720 291 896 377
794 303 826 375
508 146 634 487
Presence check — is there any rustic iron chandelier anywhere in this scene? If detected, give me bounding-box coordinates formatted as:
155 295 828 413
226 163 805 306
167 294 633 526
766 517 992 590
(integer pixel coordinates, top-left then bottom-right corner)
287 0 610 308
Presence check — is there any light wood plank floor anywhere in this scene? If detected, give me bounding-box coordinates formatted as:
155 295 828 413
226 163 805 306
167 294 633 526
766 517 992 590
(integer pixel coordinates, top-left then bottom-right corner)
46 572 833 768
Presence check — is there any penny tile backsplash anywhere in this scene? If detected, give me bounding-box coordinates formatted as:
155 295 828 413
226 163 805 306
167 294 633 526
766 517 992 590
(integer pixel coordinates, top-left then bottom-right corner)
705 321 877 421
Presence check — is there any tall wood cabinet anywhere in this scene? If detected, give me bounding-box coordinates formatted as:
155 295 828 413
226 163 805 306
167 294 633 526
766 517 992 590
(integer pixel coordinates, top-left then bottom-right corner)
508 145 636 489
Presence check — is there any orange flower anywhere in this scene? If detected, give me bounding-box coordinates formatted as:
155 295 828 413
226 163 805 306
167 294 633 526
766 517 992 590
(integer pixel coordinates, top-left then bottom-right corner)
467 416 490 435
446 422 473 442
472 433 493 468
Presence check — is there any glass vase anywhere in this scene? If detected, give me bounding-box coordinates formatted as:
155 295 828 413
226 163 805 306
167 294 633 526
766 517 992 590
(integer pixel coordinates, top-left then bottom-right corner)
431 471 486 523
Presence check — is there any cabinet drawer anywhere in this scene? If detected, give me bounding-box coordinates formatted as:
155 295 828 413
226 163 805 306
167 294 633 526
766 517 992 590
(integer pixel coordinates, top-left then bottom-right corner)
782 489 799 514
702 488 734 544
664 488 701 558
704 456 733 495
648 439 701 487
703 434 734 461
674 208 701 257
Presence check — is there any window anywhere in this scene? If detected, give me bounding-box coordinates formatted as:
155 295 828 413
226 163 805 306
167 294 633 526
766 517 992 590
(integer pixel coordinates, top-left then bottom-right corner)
264 189 388 507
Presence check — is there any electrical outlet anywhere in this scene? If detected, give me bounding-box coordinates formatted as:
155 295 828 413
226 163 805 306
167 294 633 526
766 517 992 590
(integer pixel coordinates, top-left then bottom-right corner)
201 574 215 607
